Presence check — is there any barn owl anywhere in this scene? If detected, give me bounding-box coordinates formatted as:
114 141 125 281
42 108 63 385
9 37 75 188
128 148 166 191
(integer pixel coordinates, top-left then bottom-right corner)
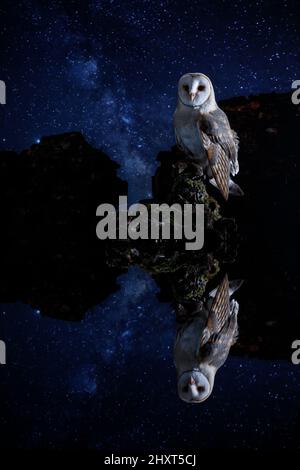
174 275 242 403
173 73 243 200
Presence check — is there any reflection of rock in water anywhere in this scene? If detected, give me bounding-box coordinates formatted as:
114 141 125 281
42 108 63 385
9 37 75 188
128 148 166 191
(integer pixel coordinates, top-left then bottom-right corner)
0 132 127 320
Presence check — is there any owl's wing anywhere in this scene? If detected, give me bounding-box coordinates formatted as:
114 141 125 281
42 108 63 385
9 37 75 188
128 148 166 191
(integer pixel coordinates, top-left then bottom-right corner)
199 108 239 179
199 275 230 344
204 108 239 163
208 274 230 332
201 131 230 200
198 275 238 368
208 129 239 173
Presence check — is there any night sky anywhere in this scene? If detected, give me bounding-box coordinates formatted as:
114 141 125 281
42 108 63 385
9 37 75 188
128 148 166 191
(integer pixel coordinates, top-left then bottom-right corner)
1 0 300 451
1 0 299 198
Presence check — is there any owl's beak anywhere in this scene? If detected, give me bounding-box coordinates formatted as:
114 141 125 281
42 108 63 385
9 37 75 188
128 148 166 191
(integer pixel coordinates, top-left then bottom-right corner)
188 376 196 385
189 92 196 102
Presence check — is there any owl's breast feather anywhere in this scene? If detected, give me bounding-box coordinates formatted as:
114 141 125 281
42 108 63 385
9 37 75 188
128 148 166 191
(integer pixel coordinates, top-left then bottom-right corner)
174 114 206 162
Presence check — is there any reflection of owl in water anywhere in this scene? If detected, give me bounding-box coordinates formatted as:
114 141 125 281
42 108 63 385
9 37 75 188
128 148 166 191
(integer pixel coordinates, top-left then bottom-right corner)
173 73 243 200
174 275 242 403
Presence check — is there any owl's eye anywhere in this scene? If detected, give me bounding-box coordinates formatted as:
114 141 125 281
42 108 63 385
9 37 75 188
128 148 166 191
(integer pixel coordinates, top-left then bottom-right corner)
182 385 189 393
182 85 189 92
197 386 205 392
198 85 205 91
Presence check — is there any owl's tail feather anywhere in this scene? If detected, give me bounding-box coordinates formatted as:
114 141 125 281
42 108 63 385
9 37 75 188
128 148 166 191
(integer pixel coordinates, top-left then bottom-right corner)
209 177 244 198
209 279 243 299
228 279 244 297
229 179 244 197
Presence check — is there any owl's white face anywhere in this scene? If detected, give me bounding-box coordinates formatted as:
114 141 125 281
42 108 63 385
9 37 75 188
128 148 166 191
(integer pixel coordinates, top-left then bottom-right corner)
178 370 211 403
178 73 211 107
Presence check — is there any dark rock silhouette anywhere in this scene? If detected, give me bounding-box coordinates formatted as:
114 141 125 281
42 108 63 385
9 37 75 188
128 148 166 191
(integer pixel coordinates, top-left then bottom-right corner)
0 132 127 320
